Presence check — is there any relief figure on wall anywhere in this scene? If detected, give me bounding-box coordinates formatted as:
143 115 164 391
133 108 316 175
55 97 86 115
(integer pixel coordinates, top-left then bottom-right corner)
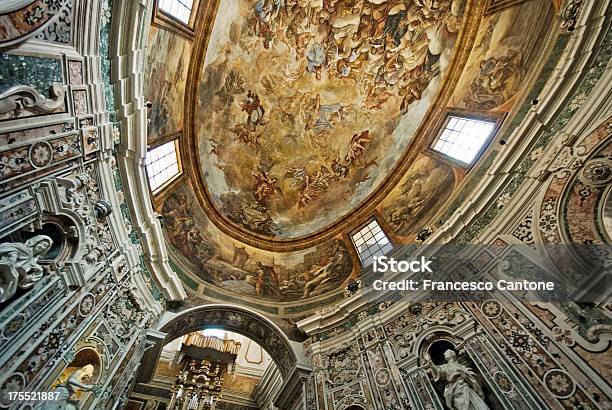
429 350 489 410
0 235 53 303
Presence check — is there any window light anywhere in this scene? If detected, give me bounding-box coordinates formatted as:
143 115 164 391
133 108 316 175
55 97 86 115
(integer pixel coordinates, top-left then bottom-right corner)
202 328 226 339
145 140 181 192
432 116 495 165
158 0 193 24
351 219 393 267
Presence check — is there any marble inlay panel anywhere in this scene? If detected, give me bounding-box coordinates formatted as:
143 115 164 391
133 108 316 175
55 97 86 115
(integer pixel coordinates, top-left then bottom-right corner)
35 0 74 45
0 54 63 95
69 61 83 85
73 90 88 115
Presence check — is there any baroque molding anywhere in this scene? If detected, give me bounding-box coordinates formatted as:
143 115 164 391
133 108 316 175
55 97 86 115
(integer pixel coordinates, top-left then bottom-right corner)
110 0 186 301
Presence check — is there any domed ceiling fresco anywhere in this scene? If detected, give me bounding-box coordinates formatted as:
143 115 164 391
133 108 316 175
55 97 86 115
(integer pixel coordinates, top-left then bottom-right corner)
153 0 554 309
196 0 465 239
163 182 354 301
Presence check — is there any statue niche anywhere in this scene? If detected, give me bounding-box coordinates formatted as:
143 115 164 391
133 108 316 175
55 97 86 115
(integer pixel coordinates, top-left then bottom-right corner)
0 235 53 303
425 340 493 410
44 348 101 410
44 365 96 410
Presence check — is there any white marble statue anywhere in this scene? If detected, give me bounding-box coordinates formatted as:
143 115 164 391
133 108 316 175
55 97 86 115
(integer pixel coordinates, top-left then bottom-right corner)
0 235 53 303
429 349 490 410
44 364 95 410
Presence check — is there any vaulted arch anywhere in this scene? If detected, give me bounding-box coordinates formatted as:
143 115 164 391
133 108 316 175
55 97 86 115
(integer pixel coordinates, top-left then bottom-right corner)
157 304 298 378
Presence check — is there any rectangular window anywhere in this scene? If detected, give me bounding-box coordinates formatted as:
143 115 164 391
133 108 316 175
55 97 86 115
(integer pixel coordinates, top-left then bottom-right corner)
351 219 393 267
145 139 181 192
158 0 193 24
432 116 496 165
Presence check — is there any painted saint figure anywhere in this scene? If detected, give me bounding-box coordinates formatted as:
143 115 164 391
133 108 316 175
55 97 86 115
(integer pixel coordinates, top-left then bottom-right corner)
0 235 53 303
430 349 490 410
301 242 351 298
254 261 279 296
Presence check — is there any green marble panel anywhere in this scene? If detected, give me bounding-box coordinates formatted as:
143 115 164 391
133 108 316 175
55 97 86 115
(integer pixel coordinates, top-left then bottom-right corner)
0 54 63 95
100 0 116 117
169 259 199 291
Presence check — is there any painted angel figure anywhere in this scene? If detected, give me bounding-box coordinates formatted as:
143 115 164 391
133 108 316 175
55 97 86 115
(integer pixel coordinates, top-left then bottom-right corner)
44 364 95 410
241 90 266 129
0 235 53 303
253 167 281 201
429 349 490 410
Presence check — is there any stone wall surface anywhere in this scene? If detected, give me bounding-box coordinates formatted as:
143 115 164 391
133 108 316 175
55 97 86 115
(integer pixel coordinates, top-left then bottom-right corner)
0 1 164 409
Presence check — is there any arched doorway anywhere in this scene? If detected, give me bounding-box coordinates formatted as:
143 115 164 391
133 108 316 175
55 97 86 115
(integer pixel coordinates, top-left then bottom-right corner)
155 304 297 378
134 304 309 409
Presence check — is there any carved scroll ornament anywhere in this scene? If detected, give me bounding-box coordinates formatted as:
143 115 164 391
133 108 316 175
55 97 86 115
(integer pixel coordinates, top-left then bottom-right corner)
0 83 65 115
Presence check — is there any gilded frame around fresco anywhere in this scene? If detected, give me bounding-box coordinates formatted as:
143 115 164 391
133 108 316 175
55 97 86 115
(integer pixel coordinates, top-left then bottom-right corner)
150 0 203 41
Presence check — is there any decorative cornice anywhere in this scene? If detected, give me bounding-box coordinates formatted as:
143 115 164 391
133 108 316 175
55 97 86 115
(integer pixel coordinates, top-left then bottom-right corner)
181 0 485 252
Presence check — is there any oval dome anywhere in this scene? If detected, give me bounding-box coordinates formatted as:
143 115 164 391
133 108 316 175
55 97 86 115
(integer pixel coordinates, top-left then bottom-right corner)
194 0 466 240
